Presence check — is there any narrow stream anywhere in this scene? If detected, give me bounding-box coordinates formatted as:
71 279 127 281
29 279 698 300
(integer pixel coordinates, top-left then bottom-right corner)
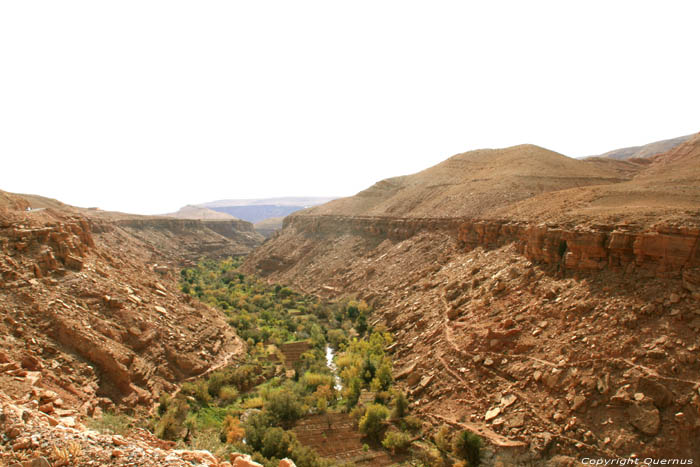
325 345 343 391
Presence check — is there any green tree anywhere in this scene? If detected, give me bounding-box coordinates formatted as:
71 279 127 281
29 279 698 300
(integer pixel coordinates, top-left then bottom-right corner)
261 427 294 459
382 430 412 454
453 430 482 466
265 387 304 424
243 411 274 451
391 391 408 419
358 404 389 441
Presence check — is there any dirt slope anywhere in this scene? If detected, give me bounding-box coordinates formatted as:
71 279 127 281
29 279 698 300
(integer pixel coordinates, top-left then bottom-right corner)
11 192 264 262
500 133 700 226
593 134 693 160
305 144 640 219
0 190 246 422
243 135 700 461
254 216 284 238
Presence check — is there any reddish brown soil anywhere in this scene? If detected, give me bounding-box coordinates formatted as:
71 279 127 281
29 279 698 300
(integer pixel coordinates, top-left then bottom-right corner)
243 133 700 462
303 134 700 227
292 413 395 465
0 192 247 416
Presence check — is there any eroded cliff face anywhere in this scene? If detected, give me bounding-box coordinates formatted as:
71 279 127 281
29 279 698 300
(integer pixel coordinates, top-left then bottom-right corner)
459 221 700 282
112 217 264 261
244 213 700 460
0 208 245 419
268 214 700 287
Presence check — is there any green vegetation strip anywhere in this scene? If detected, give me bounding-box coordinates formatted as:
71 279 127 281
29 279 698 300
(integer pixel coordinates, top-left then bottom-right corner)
93 257 483 467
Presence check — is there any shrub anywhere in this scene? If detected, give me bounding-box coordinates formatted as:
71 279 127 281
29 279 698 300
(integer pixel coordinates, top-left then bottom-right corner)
452 430 482 466
301 372 334 393
400 415 422 433
381 430 412 454
219 385 239 404
87 412 132 436
391 391 408 419
154 397 189 441
358 403 389 441
207 371 227 398
222 415 245 444
414 445 447 467
290 443 327 467
182 380 212 405
261 427 294 459
157 393 171 416
435 424 451 452
265 388 304 424
243 411 274 451
155 410 184 440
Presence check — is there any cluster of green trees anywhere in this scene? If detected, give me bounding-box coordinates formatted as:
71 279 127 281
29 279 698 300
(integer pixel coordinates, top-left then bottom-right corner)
146 258 484 466
180 258 372 348
181 258 330 346
151 358 337 466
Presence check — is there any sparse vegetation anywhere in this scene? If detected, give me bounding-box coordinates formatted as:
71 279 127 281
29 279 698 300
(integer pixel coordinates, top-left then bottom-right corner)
452 430 482 467
358 403 389 441
86 412 133 436
382 429 412 453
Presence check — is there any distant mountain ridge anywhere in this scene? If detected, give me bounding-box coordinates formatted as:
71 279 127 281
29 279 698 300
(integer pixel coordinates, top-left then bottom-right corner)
200 197 336 208
197 197 337 224
164 205 238 220
592 134 693 160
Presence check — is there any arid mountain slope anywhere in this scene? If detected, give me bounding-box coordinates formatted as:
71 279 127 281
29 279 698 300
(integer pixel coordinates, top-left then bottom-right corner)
200 197 337 224
501 133 700 226
305 144 641 219
593 134 693 160
243 136 700 461
12 192 264 261
254 216 284 238
164 204 238 220
0 190 246 420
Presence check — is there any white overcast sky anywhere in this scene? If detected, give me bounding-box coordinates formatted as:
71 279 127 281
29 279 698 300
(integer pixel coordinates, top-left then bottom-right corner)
1 1 699 214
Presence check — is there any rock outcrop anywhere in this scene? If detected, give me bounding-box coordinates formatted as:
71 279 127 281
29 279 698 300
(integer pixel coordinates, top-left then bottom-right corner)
113 217 263 260
243 135 700 460
0 200 245 414
273 214 700 280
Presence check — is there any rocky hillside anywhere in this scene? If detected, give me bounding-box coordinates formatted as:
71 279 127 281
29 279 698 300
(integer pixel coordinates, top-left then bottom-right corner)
111 217 263 262
164 204 239 220
303 144 641 219
253 216 284 238
243 135 700 461
14 192 264 262
592 134 693 160
0 190 248 423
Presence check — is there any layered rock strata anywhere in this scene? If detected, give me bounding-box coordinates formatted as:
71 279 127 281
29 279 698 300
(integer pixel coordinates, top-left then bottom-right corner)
279 215 700 283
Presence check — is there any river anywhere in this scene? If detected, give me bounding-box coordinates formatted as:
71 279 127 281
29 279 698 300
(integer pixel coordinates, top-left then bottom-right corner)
325 345 343 391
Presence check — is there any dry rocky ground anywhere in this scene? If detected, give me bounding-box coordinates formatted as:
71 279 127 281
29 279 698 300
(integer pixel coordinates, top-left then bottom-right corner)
243 133 700 463
2 133 699 466
0 192 278 466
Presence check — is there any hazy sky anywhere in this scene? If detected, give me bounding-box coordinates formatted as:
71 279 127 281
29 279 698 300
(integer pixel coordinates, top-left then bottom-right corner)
2 1 699 214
